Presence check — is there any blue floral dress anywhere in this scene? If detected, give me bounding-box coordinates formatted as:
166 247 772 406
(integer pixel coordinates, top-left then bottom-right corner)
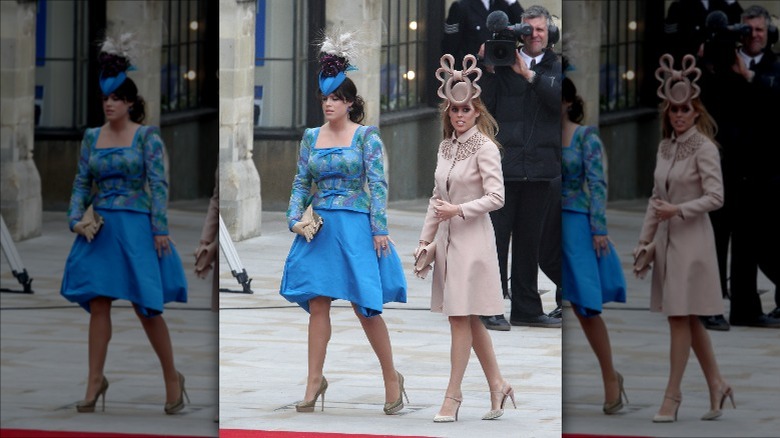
60 126 187 317
561 125 626 317
279 125 407 317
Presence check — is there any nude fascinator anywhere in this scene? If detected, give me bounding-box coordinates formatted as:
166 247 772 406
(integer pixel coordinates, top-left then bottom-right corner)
436 54 482 105
655 54 701 105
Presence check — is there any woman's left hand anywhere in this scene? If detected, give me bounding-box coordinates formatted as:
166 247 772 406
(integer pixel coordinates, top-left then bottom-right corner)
374 235 394 258
651 199 681 222
593 235 610 258
433 200 462 222
155 235 174 258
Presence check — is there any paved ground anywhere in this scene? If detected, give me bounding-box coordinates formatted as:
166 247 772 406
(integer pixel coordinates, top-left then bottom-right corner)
3 198 777 438
562 200 780 438
1 200 219 437
218 198 561 438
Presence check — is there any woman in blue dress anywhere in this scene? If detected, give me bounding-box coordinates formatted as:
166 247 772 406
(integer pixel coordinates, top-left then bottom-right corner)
561 75 628 414
60 35 188 414
279 32 408 415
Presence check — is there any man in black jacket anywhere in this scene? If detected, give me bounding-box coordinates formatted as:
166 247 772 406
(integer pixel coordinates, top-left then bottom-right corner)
442 0 524 67
699 4 780 329
479 5 562 329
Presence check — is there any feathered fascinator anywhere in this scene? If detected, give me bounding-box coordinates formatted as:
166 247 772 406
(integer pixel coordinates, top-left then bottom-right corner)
435 54 482 105
316 29 359 95
655 53 701 106
98 32 138 95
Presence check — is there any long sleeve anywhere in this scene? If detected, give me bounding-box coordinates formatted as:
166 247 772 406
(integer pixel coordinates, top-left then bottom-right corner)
142 127 169 235
459 142 505 218
67 129 97 231
362 127 389 236
582 128 608 235
287 129 315 230
419 183 441 244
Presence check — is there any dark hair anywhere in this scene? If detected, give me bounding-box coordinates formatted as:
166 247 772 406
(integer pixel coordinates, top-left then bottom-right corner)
562 77 584 123
107 77 146 123
317 77 365 124
742 5 771 23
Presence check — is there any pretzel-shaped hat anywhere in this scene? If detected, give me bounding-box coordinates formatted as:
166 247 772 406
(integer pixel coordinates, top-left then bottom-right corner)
655 53 701 105
436 54 482 105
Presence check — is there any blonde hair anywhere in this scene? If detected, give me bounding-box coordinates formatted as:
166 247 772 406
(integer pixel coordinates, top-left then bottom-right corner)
439 97 501 150
659 98 719 146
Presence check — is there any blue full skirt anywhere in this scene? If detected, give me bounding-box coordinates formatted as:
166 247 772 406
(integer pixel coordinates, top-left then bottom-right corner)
279 209 407 317
60 209 188 317
562 210 626 317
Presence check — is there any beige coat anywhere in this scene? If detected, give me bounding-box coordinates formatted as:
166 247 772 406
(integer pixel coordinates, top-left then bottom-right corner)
639 127 724 316
419 126 505 316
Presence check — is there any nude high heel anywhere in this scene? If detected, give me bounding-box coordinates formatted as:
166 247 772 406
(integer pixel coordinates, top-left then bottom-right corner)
296 377 328 413
702 385 736 420
164 371 190 415
603 371 629 415
653 393 682 423
383 371 410 415
482 382 517 420
76 376 109 413
433 396 463 423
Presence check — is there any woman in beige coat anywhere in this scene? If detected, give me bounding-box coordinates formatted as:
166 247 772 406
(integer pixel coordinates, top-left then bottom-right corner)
636 54 734 423
416 54 514 423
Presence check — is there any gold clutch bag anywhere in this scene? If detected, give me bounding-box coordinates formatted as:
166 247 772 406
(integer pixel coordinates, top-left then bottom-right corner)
633 241 656 278
413 241 437 279
82 205 104 234
301 204 324 238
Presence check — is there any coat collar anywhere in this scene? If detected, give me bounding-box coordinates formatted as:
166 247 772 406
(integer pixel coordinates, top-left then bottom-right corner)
452 125 480 144
672 125 699 143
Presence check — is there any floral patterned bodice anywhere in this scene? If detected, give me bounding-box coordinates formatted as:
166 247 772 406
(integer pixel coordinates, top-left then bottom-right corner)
287 125 388 235
562 125 608 235
67 126 169 235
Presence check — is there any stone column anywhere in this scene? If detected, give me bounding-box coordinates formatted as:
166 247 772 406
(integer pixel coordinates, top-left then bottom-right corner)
0 0 43 241
219 0 262 240
106 1 163 126
561 1 600 126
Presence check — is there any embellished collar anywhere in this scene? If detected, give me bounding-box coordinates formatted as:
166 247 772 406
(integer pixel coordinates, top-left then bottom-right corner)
672 125 698 143
452 125 480 144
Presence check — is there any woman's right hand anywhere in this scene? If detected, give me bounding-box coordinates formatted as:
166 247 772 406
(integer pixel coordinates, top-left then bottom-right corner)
414 240 430 259
73 221 98 243
292 220 314 242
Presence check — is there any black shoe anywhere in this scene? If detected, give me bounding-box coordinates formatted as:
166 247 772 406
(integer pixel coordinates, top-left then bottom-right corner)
510 314 562 328
480 315 511 331
547 305 562 319
768 307 780 319
699 315 730 331
730 314 780 328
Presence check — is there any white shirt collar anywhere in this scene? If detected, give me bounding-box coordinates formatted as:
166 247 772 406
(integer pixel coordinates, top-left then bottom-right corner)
738 49 763 67
519 49 543 68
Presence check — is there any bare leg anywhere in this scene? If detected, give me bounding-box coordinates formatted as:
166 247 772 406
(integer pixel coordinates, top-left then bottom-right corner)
353 305 400 403
689 316 726 409
134 306 180 404
85 297 112 400
657 315 691 416
469 316 506 410
575 312 619 403
437 315 472 417
303 296 331 402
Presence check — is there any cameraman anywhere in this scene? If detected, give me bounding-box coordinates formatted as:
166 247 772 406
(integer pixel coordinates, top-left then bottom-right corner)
477 4 562 329
699 4 780 329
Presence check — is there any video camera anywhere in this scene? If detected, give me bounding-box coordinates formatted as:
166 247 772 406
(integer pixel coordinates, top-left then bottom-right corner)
484 11 532 66
702 10 752 69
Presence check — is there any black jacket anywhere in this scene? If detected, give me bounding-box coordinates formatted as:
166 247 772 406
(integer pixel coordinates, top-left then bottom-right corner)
442 0 524 67
481 49 561 182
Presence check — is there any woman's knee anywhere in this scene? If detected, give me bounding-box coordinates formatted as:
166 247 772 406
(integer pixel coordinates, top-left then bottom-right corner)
90 297 112 315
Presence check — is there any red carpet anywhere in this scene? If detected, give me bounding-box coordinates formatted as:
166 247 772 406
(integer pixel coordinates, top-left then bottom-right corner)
220 431 435 438
0 430 210 438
